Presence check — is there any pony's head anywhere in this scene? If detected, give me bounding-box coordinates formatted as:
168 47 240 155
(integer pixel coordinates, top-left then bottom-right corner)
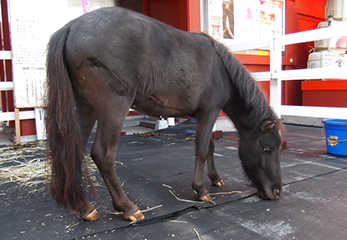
239 119 283 200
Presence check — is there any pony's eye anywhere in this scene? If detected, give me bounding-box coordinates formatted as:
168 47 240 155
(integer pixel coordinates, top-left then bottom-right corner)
263 147 272 153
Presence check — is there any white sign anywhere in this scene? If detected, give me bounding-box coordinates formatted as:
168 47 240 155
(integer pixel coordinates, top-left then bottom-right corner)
208 0 223 40
234 0 261 41
207 0 284 43
9 0 75 108
9 0 113 108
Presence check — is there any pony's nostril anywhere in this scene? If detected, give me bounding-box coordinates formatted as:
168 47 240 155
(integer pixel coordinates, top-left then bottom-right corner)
272 182 282 199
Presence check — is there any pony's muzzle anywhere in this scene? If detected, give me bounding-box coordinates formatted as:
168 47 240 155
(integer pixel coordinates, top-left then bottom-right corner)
259 182 282 200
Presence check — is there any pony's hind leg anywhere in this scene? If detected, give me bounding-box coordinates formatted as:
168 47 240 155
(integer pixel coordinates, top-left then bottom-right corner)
74 101 100 221
207 137 224 187
91 102 144 222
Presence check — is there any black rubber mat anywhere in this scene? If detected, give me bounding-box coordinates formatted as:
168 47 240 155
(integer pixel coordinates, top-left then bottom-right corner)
1 123 347 239
104 169 347 240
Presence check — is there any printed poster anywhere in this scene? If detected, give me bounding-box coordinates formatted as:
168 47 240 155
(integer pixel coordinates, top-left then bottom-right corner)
210 0 284 41
9 0 114 108
209 0 223 40
9 0 79 108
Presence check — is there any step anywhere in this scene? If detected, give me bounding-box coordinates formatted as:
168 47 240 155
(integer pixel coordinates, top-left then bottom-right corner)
123 115 147 127
139 119 157 129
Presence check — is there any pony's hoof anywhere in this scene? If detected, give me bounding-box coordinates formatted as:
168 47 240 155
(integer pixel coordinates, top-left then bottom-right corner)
125 210 145 222
83 209 100 221
199 193 212 202
213 179 225 187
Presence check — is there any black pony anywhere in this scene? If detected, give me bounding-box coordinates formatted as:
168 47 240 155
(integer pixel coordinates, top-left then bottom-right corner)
46 7 283 222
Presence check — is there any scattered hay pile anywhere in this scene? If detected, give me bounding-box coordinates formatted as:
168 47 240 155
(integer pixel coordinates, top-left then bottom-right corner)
0 142 99 188
0 142 48 187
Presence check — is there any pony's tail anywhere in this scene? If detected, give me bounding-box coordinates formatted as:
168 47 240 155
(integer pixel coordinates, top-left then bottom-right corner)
46 26 86 210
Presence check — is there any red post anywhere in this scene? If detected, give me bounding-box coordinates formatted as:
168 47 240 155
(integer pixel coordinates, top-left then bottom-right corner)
186 0 201 32
142 0 149 15
1 0 14 127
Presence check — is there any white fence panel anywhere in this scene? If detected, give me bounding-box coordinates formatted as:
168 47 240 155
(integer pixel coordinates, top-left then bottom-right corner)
225 38 271 52
278 23 347 46
227 24 347 121
0 81 14 90
0 50 12 60
282 106 347 119
251 72 272 81
0 109 35 121
0 50 39 143
275 68 347 81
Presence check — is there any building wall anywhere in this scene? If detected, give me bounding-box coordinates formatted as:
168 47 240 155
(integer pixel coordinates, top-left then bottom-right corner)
116 0 143 13
119 0 329 106
142 0 200 32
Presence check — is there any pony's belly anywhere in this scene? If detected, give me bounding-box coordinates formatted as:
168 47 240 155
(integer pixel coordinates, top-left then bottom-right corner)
132 95 195 118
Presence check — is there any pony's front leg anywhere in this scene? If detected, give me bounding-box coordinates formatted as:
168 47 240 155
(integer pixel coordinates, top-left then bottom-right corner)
192 150 211 201
207 137 224 187
91 114 144 222
192 111 220 202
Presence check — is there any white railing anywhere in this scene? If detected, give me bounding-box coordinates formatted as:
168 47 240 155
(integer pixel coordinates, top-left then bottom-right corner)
0 50 12 60
226 24 347 120
0 50 16 123
0 50 46 144
0 50 14 122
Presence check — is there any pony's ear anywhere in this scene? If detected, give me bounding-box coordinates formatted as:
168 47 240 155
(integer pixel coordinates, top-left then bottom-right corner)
259 120 276 132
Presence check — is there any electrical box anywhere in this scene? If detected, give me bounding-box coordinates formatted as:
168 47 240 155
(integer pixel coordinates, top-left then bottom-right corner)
307 51 347 68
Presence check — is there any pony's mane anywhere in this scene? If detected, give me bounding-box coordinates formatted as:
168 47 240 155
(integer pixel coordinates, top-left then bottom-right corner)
201 34 277 128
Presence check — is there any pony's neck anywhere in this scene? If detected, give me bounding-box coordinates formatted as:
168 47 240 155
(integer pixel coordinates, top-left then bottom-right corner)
203 34 278 135
211 42 276 135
